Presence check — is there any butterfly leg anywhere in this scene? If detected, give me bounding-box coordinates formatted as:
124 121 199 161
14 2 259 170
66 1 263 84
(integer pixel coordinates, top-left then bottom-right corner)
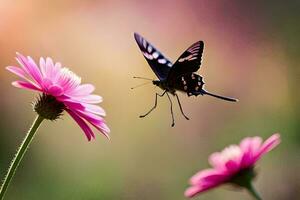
175 93 190 120
139 90 166 118
166 92 175 127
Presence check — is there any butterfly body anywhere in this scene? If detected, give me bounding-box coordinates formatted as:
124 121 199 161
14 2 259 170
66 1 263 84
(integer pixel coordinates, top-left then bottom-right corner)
134 32 237 126
153 73 205 97
152 80 176 95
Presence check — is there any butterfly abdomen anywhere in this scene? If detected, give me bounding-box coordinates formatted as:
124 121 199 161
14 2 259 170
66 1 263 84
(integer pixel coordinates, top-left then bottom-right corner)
174 73 205 96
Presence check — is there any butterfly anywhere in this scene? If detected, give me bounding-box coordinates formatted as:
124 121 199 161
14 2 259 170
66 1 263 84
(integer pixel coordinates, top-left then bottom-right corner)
134 32 238 126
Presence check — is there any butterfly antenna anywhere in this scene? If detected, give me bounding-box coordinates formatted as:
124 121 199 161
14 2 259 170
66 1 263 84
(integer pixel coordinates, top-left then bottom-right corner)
201 90 238 102
131 81 152 89
133 76 153 81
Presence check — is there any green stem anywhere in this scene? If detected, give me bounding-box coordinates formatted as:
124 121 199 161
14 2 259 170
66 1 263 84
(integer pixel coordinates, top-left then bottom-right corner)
247 182 263 200
0 115 44 200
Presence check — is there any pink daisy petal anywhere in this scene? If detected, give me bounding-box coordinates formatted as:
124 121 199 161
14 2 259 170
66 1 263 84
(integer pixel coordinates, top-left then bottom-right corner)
48 85 64 96
250 137 263 156
45 57 56 79
185 186 206 198
190 169 226 185
240 137 262 153
16 53 42 85
91 120 110 139
6 66 41 89
209 152 225 169
71 95 103 104
66 84 95 96
39 57 47 78
185 181 221 198
42 57 61 81
73 110 110 139
83 104 106 116
6 66 27 79
12 81 41 91
52 62 62 81
256 133 281 160
240 137 263 167
240 137 252 153
54 62 62 69
26 56 43 84
225 159 240 173
40 57 62 76
74 109 104 123
67 110 95 141
62 100 86 110
240 138 255 168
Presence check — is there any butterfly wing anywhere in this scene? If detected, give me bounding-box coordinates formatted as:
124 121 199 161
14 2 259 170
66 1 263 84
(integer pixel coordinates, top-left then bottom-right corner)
174 73 205 96
175 73 238 101
134 33 173 81
167 41 204 84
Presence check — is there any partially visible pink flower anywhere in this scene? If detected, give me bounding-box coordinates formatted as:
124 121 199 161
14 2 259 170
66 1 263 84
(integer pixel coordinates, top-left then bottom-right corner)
185 133 280 198
7 53 110 141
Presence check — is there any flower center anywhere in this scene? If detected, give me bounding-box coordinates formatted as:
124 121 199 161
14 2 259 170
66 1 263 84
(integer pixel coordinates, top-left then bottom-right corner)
33 94 66 120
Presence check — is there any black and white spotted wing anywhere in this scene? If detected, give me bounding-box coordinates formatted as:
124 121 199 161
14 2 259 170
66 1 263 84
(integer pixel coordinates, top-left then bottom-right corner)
134 33 173 81
167 41 204 84
174 73 205 96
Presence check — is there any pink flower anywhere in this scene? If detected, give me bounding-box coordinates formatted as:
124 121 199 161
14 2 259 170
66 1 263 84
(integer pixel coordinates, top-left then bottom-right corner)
7 53 110 141
185 133 281 198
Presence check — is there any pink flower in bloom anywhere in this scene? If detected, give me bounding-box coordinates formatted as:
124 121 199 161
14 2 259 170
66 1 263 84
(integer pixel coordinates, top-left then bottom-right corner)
185 133 280 198
7 53 110 141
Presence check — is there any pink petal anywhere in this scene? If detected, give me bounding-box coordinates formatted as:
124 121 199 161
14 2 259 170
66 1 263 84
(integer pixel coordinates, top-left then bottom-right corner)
225 159 240 173
48 85 64 96
40 57 60 80
185 181 222 198
209 152 225 169
26 56 43 84
12 81 41 91
83 104 106 116
190 169 214 184
6 66 42 89
39 57 47 77
55 62 62 69
62 99 85 110
186 169 229 198
256 133 281 160
74 109 104 123
185 186 207 198
66 84 95 96
71 95 103 104
61 97 105 118
67 110 95 141
250 137 263 156
190 169 227 185
73 110 110 139
240 136 265 167
93 122 110 139
241 137 262 155
6 66 27 79
16 53 42 85
45 57 56 79
240 137 252 153
52 62 62 81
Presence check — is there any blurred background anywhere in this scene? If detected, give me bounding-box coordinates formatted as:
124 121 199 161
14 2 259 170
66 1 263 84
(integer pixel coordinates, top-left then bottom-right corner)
0 0 299 199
